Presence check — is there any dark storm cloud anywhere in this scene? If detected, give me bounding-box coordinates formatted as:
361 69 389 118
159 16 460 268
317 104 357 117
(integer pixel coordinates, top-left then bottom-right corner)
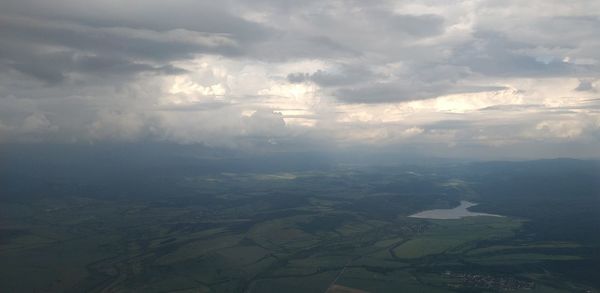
0 44 188 84
0 15 243 83
298 5 446 39
1 0 598 93
451 31 577 78
287 64 375 87
0 0 273 42
0 16 243 60
0 0 280 85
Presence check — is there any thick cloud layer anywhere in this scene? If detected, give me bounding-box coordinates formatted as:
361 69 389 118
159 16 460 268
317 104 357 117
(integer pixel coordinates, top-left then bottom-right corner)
0 0 599 158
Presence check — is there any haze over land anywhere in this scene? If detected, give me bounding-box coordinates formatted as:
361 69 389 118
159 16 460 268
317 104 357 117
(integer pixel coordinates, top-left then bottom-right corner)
1 0 600 159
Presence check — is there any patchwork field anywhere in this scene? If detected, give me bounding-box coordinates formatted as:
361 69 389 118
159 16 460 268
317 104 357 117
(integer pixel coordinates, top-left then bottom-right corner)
1 160 599 292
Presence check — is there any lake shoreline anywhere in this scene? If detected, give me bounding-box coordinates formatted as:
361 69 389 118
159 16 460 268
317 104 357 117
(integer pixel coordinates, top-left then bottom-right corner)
409 201 503 219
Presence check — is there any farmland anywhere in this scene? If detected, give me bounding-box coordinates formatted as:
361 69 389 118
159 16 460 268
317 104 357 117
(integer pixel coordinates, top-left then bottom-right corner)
1 156 599 292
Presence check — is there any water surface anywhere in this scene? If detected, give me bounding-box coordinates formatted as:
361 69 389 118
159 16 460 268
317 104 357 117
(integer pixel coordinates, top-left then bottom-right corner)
409 201 502 219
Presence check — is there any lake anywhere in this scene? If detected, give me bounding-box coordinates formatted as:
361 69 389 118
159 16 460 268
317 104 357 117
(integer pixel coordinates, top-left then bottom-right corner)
409 201 503 219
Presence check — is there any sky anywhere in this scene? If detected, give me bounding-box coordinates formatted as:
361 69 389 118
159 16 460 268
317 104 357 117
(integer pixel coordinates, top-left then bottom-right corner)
1 0 599 159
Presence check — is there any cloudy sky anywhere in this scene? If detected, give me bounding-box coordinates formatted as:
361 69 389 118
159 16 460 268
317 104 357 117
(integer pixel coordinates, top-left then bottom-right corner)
1 0 599 158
